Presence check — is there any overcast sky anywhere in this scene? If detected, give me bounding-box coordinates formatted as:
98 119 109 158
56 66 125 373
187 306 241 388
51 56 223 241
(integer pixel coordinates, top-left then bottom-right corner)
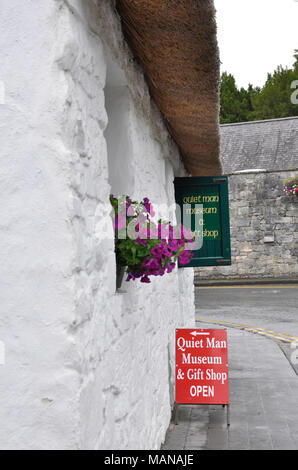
214 0 298 89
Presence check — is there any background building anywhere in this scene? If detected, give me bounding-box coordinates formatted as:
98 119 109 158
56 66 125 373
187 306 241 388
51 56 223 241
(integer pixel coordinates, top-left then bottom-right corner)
195 117 298 283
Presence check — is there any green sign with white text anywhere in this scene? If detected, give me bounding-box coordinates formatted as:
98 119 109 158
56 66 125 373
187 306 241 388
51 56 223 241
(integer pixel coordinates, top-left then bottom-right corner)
174 176 231 267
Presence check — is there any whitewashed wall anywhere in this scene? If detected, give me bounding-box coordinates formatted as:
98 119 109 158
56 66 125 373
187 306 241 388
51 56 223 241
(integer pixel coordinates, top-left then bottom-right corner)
0 0 195 450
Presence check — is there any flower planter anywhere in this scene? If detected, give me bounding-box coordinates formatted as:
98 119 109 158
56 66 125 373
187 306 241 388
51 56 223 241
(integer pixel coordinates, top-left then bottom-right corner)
116 264 126 290
283 175 298 197
110 195 195 285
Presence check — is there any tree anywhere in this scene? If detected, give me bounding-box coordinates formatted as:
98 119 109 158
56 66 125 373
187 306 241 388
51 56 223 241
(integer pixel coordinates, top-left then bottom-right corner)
220 73 245 124
251 54 298 120
219 73 260 124
219 51 298 124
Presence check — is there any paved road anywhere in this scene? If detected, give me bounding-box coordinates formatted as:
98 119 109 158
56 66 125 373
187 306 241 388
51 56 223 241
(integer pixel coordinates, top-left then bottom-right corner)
162 326 298 450
195 285 298 337
162 285 298 450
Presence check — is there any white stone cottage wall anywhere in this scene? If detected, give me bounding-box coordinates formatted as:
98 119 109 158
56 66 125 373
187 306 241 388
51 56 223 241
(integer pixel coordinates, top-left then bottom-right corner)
0 0 195 450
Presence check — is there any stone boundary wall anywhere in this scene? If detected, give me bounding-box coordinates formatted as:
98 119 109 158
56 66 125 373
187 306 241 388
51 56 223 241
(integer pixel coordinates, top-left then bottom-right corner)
195 170 298 282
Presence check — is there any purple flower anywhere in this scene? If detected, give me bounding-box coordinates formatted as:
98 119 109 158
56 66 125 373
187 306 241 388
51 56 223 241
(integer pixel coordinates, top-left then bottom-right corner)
137 237 147 247
126 273 136 282
166 262 176 273
142 257 160 270
167 239 179 252
179 250 193 266
143 197 155 216
112 195 197 285
163 245 173 257
151 241 165 259
151 244 165 259
155 266 166 277
126 271 142 282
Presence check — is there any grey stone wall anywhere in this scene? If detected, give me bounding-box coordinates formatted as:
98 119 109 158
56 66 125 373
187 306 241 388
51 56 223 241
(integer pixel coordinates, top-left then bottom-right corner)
195 170 298 282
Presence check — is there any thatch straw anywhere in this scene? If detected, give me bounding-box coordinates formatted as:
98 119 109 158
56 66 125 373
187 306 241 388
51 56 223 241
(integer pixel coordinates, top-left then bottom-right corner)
116 0 222 176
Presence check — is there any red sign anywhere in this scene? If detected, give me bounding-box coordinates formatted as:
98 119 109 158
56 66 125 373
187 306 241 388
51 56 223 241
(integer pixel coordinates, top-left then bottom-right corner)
175 329 229 405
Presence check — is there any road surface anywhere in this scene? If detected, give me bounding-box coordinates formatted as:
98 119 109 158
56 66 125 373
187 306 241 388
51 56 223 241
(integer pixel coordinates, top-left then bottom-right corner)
195 285 298 337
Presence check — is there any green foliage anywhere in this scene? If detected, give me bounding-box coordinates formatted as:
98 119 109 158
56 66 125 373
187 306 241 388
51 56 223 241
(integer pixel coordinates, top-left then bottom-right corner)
220 51 298 124
117 232 160 272
109 195 194 283
220 73 259 124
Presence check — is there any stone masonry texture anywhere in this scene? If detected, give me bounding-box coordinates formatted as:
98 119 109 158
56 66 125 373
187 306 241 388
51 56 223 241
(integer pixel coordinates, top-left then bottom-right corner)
195 171 298 282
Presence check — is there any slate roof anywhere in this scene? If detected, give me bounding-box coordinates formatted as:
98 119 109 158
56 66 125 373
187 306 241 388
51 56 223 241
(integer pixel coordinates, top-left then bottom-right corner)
220 117 298 173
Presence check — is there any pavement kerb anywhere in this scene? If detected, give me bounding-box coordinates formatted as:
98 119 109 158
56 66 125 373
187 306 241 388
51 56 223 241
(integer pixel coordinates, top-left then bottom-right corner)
196 317 298 377
196 317 298 344
194 278 298 288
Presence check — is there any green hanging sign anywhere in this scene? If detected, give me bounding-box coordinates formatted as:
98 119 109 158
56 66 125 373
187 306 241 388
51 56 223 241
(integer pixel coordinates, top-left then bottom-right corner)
174 176 231 267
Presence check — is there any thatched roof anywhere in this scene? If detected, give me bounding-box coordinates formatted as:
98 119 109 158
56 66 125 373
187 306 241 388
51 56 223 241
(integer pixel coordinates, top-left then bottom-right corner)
116 0 222 176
